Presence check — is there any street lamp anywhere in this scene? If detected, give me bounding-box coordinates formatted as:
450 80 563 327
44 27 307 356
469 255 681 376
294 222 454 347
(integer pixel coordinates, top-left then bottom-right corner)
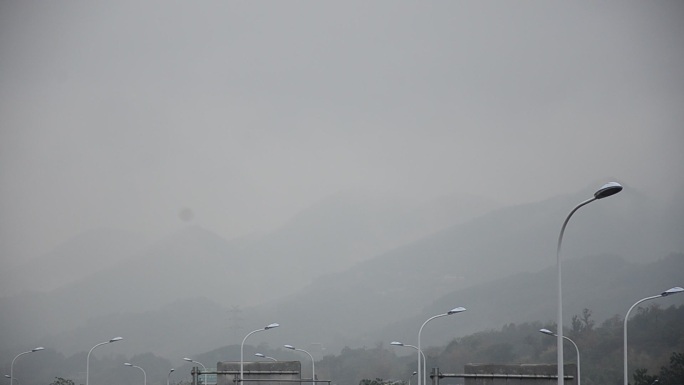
540 329 581 385
240 323 279 382
124 363 146 385
284 345 315 385
556 182 622 385
390 341 425 381
417 307 466 385
255 353 277 362
623 287 683 385
10 347 43 385
86 337 123 385
184 358 208 385
167 369 175 385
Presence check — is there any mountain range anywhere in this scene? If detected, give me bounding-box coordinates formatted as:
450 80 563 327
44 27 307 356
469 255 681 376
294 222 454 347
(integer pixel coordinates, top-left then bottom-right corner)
1 182 682 362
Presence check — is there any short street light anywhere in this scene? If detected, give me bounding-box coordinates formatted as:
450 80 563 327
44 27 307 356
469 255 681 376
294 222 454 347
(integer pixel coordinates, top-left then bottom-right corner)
10 347 44 385
555 182 622 385
540 329 580 385
86 337 122 385
284 345 315 384
167 369 175 385
124 363 147 385
390 341 425 379
623 287 683 385
184 358 208 385
240 323 279 382
255 353 277 362
417 307 466 385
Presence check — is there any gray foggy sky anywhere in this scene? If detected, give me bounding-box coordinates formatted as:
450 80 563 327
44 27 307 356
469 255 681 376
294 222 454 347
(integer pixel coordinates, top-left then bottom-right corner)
1 1 683 262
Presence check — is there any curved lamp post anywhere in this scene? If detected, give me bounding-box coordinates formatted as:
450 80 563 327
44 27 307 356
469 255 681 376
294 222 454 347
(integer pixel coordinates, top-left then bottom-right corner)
86 337 122 385
390 341 425 380
409 371 417 385
556 182 622 385
417 307 466 385
167 369 175 385
540 329 580 385
184 358 208 385
255 353 277 362
240 323 279 382
623 287 683 385
284 345 315 385
124 363 146 385
10 347 44 385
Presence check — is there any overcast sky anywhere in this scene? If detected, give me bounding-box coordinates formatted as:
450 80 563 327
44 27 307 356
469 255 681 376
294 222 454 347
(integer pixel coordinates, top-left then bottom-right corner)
1 1 683 262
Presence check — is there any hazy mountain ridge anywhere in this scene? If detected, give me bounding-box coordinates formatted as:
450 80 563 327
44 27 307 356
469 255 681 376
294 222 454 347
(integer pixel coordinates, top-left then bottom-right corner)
0 192 497 352
0 227 149 295
1 185 682 360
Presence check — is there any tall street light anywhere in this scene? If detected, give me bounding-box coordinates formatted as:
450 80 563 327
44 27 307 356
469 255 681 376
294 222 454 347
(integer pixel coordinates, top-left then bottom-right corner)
10 347 44 385
556 182 622 385
540 329 580 385
623 287 683 385
255 353 277 362
124 363 146 385
390 341 425 380
167 368 175 385
417 307 466 385
184 358 208 385
240 323 279 383
284 345 315 385
86 337 122 385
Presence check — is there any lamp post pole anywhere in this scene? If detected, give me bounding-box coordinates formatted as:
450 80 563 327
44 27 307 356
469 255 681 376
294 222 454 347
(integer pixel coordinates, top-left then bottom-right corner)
184 358 208 385
623 287 683 385
556 182 622 385
417 307 466 385
390 342 424 382
240 323 279 382
167 368 175 385
540 329 580 385
10 347 44 385
86 337 122 385
284 345 315 385
124 363 146 385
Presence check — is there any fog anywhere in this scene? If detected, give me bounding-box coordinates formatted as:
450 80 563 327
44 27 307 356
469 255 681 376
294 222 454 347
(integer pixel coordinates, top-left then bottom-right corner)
2 1 683 263
0 1 684 372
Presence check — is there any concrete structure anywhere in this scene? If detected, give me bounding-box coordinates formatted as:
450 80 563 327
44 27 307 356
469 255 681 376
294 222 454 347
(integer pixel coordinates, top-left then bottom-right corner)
214 361 301 385
431 364 577 385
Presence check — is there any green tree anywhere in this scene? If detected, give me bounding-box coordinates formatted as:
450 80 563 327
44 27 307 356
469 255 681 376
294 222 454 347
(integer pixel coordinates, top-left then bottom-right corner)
658 352 684 385
632 368 657 385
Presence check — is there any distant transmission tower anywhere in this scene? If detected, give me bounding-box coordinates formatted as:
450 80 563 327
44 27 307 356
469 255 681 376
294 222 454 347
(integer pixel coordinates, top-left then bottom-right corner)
227 305 244 343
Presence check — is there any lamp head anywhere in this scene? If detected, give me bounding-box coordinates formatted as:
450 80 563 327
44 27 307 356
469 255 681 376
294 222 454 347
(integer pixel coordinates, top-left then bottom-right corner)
390 341 404 346
447 307 466 315
32 347 45 352
124 363 133 367
255 353 265 358
170 369 175 373
284 344 295 350
109 337 123 343
539 328 556 336
661 286 684 297
594 182 623 199
183 358 193 363
265 323 280 330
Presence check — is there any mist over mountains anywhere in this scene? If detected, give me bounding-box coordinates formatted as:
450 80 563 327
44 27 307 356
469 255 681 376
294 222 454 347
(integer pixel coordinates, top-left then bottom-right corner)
1 184 682 361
